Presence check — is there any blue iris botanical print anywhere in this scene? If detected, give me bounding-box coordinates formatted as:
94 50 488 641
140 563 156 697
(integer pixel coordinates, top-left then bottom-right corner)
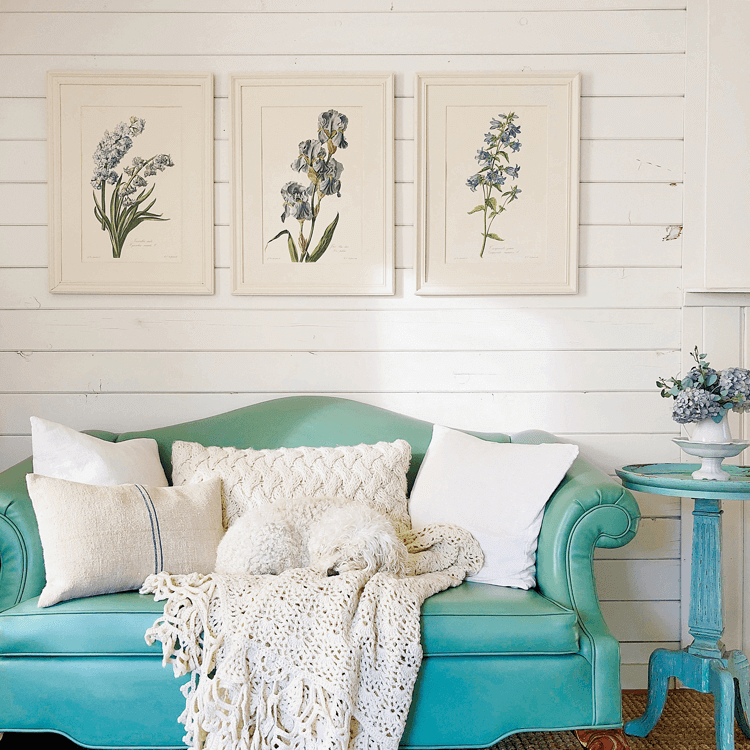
466 112 522 258
91 117 174 258
266 109 349 263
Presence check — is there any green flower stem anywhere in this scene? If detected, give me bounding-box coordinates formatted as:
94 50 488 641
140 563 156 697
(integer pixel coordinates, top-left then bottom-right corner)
93 158 168 258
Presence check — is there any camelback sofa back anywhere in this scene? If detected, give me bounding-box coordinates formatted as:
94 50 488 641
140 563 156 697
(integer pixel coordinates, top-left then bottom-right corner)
0 396 639 748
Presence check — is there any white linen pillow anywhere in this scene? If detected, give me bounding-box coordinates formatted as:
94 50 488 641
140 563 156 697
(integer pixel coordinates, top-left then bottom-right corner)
171 439 412 534
408 425 579 589
31 416 168 487
26 474 223 608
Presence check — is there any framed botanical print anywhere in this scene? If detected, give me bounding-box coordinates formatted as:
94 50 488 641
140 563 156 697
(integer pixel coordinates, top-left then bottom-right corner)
230 73 394 295
48 71 214 294
416 72 580 295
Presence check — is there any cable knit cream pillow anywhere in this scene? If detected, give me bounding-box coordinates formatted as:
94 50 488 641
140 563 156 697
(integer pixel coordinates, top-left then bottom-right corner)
26 474 223 608
171 440 412 534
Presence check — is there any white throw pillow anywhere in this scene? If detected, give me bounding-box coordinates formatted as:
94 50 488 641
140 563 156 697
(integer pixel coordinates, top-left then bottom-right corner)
408 425 579 589
31 416 168 487
26 474 224 607
171 439 412 534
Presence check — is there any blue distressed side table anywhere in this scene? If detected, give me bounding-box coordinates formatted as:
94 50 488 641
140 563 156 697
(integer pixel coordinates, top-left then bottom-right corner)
616 463 750 750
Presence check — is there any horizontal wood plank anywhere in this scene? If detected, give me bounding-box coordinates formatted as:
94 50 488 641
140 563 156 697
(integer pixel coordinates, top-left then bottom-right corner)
0 184 47 225
602 600 680 642
579 183 683 225
595 559 680 600
579 225 682 267
0 1 688 11
0 138 684 186
0 98 47 140
214 95 684 143
0 226 48 267
0 308 682 352
581 97 684 140
0 392 677 435
564 433 681 477
620 664 650 690
0 436 31 473
580 140 683 183
0 181 685 228
0 224 686 271
0 350 680 393
0 141 46 183
0 94 683 146
0 267 684 309
0 12 686 55
620 642 680 664
595 517 680 559
629 490 682 519
0 55 688 98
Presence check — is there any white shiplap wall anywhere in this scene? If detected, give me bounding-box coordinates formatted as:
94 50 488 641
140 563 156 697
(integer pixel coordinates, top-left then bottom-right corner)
0 1 687 688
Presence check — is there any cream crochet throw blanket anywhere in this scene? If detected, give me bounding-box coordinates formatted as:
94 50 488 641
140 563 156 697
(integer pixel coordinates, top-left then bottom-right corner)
141 523 483 750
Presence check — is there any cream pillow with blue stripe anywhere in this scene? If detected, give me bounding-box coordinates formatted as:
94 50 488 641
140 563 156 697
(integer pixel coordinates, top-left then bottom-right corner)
26 474 223 607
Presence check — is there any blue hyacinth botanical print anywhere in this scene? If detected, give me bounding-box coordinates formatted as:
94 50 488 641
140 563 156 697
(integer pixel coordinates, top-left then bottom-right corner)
466 112 522 258
266 109 348 263
91 116 174 259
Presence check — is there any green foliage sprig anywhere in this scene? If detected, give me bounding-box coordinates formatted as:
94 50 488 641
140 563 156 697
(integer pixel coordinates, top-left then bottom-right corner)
657 346 750 424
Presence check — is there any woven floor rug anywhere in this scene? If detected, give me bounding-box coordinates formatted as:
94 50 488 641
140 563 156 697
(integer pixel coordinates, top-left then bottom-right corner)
490 690 750 750
1 689 748 749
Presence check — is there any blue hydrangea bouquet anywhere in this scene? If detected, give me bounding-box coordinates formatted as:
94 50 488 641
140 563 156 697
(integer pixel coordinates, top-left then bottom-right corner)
657 347 750 425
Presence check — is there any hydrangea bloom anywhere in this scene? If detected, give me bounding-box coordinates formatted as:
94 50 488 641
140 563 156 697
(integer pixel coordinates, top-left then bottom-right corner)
672 387 722 424
658 347 750 424
719 367 750 410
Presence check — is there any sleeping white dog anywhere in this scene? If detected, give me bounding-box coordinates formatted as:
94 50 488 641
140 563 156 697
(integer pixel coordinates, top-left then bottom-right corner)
215 495 408 578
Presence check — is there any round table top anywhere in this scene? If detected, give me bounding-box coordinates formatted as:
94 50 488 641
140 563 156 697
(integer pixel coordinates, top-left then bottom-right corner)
616 463 750 499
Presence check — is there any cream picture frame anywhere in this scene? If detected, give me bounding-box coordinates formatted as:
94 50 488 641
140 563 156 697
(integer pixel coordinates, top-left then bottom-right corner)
230 73 394 295
416 72 580 295
48 71 214 294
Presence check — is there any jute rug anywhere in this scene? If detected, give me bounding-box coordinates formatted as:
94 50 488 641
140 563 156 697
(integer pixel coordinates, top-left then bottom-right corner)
490 690 750 750
1 689 747 749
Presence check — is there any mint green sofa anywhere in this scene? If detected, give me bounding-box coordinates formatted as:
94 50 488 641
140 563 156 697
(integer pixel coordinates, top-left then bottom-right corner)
0 396 639 748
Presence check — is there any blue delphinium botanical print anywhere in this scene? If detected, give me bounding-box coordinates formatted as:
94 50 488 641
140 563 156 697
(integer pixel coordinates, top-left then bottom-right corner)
267 110 348 263
91 116 174 259
466 112 522 258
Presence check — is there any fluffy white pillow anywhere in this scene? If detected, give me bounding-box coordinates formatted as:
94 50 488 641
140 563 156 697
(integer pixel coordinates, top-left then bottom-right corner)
31 416 168 487
171 439 412 534
26 474 223 607
408 425 579 589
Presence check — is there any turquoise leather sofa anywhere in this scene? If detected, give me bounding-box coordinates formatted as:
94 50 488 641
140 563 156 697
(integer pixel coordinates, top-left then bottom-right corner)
0 396 639 748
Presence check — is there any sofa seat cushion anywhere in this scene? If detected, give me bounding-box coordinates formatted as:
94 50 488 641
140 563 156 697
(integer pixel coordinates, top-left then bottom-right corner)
420 581 579 656
0 582 579 659
0 592 164 656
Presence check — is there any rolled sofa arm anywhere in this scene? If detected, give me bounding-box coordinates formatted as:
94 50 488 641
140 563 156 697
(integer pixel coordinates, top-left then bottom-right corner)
0 431 119 612
0 457 44 612
512 429 640 725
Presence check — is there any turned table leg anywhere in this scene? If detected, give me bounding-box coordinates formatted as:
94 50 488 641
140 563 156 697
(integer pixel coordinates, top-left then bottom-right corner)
625 497 750 750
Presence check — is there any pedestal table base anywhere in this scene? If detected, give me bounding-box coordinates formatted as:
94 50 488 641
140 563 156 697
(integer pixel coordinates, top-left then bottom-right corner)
625 647 750 750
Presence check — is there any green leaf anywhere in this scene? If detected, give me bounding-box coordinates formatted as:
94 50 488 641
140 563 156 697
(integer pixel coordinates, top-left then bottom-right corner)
307 213 339 263
486 196 497 211
467 205 485 215
266 228 299 262
497 151 510 163
486 232 503 242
